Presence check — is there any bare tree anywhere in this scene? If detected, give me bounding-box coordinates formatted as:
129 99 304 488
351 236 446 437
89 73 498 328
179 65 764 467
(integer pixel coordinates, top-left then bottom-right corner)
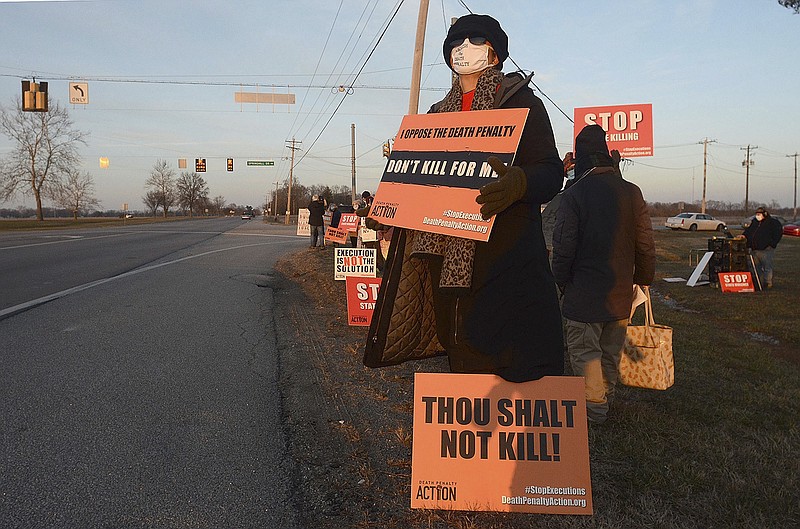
0 98 88 221
142 190 160 217
176 171 209 217
212 195 226 215
780 0 800 13
145 159 176 217
55 169 100 219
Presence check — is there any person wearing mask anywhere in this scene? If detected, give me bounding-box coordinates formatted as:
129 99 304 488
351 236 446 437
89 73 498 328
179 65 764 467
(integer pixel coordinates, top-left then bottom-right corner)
364 14 564 382
307 194 327 249
552 125 656 424
743 207 783 289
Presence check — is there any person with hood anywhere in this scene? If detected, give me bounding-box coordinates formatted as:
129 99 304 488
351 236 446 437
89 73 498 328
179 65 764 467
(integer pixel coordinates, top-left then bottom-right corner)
307 194 327 249
363 14 565 382
552 124 656 424
742 206 783 289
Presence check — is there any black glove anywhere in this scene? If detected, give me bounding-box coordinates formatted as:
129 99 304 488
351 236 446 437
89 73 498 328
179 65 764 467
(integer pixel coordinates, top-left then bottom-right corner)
476 156 527 220
364 217 388 231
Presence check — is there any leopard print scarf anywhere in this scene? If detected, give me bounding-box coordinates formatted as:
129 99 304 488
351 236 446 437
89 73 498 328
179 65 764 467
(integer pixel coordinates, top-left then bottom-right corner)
411 67 505 289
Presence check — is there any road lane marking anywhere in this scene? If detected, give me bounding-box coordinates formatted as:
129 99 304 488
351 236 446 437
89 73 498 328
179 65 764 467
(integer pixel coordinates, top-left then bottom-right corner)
0 231 302 250
0 239 301 319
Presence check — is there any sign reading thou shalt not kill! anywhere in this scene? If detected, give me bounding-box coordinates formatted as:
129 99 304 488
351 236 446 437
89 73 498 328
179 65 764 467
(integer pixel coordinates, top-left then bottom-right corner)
369 108 528 243
411 373 593 515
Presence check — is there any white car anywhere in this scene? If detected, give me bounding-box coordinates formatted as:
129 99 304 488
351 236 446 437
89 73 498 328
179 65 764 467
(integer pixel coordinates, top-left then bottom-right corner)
665 212 726 232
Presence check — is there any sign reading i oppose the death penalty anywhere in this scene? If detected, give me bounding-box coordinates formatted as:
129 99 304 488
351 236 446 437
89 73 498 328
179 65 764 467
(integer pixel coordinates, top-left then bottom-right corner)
411 373 592 515
573 104 653 158
369 108 529 243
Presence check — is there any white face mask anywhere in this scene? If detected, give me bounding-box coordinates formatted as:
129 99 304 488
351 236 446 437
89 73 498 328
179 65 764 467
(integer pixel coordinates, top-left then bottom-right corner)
450 39 491 75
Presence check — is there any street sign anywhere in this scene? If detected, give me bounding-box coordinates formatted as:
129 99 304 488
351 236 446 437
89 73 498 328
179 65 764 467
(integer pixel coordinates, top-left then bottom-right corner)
196 158 206 172
246 160 275 166
70 82 89 105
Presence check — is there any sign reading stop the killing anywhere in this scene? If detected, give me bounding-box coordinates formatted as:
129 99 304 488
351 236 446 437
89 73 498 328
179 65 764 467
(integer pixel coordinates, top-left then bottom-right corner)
573 104 653 158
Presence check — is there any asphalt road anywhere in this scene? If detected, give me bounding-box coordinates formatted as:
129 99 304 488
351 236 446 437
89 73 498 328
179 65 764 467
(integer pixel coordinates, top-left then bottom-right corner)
0 218 307 528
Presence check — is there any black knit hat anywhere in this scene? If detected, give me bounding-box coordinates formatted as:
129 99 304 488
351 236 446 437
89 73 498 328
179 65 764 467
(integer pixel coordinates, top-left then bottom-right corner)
443 14 509 71
574 125 614 178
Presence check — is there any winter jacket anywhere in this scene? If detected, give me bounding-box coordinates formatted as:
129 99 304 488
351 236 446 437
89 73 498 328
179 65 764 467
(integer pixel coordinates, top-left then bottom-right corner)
363 72 565 382
743 216 782 250
551 167 656 323
330 208 342 228
308 200 325 226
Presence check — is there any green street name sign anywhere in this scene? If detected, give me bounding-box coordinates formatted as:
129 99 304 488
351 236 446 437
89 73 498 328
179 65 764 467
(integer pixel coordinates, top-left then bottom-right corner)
246 160 275 166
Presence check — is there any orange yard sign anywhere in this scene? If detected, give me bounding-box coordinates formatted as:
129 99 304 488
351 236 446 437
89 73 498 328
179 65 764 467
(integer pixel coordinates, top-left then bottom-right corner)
574 104 653 158
339 213 359 232
719 272 755 292
324 226 349 244
345 276 381 326
369 108 528 243
411 373 592 515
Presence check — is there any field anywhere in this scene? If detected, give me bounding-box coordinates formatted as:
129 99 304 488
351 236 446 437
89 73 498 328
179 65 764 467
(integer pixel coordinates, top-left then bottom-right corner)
277 225 800 529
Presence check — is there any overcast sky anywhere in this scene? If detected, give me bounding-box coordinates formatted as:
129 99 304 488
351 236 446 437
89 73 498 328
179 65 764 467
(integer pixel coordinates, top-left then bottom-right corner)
1 0 798 212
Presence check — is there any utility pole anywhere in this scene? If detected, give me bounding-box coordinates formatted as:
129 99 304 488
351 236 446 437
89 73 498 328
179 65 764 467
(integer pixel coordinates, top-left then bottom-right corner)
699 138 716 214
741 144 757 214
272 180 278 219
284 138 301 225
789 152 799 221
351 123 357 204
408 0 430 115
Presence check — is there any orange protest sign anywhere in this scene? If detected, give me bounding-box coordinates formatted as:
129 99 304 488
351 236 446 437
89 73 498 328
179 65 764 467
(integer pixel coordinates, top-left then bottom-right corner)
370 108 528 242
719 272 755 292
339 213 359 233
345 276 381 326
411 373 592 515
574 104 653 158
324 226 349 244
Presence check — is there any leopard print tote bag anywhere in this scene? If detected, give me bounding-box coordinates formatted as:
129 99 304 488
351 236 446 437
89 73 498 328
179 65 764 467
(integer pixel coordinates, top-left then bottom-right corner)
619 287 674 390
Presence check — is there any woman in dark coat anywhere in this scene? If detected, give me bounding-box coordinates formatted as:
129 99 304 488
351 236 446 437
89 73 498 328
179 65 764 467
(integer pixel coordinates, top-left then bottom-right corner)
364 14 564 382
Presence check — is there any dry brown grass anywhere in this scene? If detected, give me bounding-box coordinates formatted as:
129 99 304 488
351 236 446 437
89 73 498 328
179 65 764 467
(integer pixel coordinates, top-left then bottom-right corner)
278 229 800 529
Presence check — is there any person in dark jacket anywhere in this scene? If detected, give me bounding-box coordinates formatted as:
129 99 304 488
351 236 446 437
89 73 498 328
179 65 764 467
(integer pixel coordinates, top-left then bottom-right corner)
363 14 564 382
742 206 783 289
307 195 327 248
552 124 656 424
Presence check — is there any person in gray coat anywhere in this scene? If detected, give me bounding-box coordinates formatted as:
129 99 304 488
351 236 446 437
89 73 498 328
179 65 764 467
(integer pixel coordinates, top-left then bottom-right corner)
552 125 655 424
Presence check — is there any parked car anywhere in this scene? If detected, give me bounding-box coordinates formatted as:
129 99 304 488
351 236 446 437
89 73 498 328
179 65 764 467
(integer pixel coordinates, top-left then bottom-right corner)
741 215 787 229
783 223 800 237
665 212 726 232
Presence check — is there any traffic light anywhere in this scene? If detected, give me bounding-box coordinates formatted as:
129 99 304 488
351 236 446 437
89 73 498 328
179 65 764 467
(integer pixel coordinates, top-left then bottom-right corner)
21 80 48 112
382 141 391 158
195 158 206 172
227 158 234 172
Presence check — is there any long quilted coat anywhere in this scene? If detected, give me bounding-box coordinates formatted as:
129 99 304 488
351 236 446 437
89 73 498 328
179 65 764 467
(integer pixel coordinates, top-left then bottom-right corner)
363 72 565 382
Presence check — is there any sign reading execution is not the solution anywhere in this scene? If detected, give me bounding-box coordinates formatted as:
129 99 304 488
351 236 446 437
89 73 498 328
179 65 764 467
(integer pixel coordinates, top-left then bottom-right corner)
369 108 528 243
412 373 592 515
334 248 376 281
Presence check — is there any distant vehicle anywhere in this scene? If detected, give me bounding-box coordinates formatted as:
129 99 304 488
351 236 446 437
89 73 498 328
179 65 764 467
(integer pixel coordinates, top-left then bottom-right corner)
124 213 133 219
783 223 800 237
741 215 787 229
241 205 255 220
665 212 726 232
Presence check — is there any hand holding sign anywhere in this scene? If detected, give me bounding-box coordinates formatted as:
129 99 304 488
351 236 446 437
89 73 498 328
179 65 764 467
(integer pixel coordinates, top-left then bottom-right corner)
476 157 527 220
